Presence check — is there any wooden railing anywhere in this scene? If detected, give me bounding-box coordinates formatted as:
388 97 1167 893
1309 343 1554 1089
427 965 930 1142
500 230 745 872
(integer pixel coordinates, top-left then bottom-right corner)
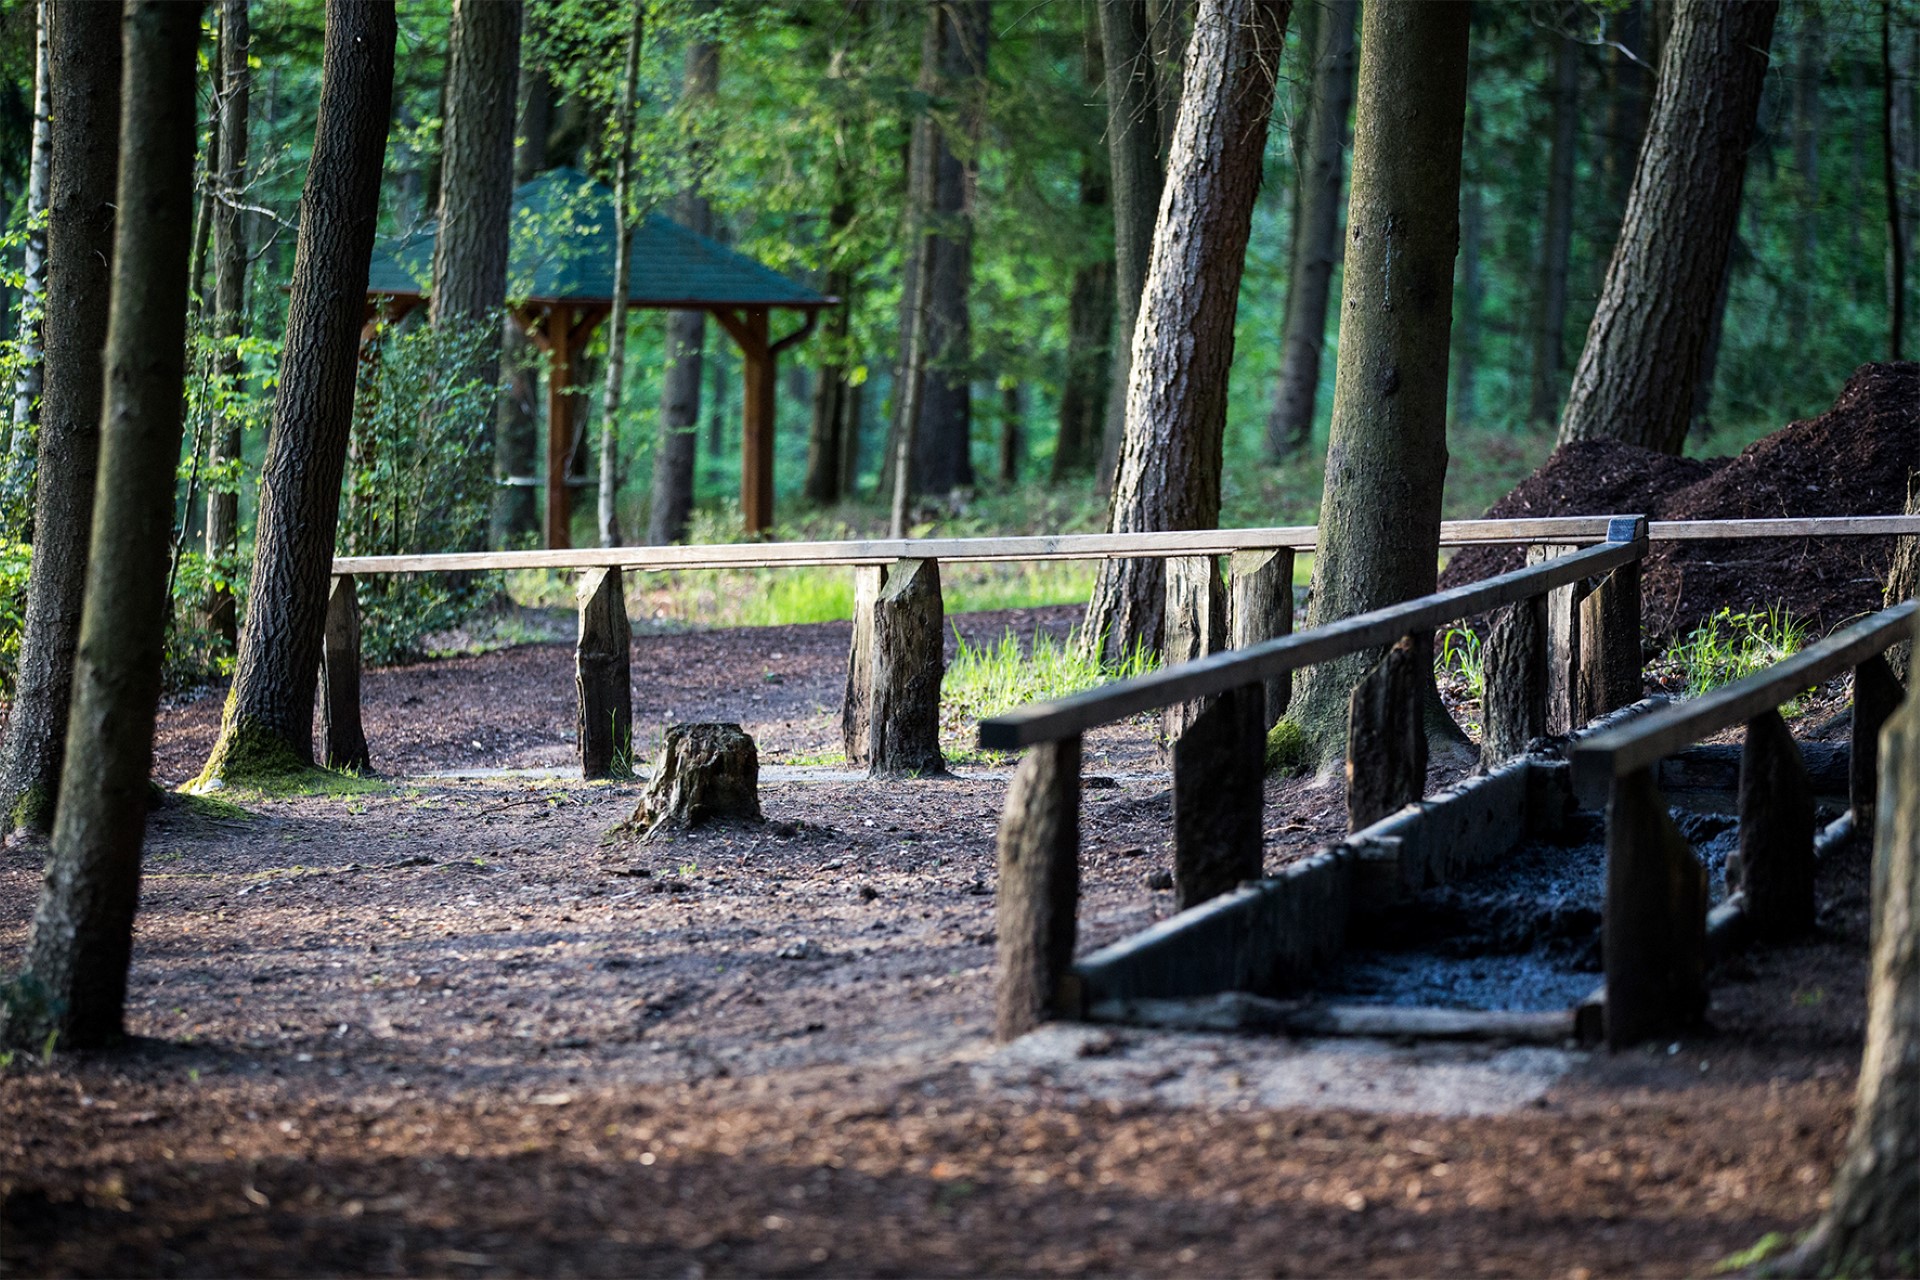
1569 601 1913 1048
979 517 1654 1041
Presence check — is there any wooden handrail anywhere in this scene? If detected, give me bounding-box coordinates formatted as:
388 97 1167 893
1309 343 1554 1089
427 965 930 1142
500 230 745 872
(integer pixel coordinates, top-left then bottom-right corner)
978 527 1646 750
1571 600 1916 798
329 514 1920 577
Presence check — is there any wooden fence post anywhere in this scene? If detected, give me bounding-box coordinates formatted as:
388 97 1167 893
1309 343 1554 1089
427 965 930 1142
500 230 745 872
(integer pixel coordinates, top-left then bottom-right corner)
1173 682 1265 909
841 563 887 766
1480 595 1547 769
994 735 1082 1040
1228 548 1294 727
1604 767 1707 1048
1737 709 1816 940
1578 560 1642 723
1346 632 1429 832
319 574 370 772
868 557 945 776
576 566 633 780
1162 555 1227 742
1529 543 1584 735
1851 653 1903 827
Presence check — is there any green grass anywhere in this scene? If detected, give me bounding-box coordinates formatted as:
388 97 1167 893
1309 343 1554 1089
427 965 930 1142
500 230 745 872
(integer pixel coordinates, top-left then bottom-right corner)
1437 625 1486 700
1660 605 1810 698
940 625 1156 760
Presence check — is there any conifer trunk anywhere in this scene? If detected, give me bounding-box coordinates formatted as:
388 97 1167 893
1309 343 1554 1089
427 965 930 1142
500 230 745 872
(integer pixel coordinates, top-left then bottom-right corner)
493 71 550 547
1556 0 1778 454
5 0 203 1053
597 1 641 548
199 0 397 783
1528 32 1580 426
1082 0 1292 662
651 23 716 541
204 0 249 649
6 0 50 474
0 0 123 835
1285 0 1471 763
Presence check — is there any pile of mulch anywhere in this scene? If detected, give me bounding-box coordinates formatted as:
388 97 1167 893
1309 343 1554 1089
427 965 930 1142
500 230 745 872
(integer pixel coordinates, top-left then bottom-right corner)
1441 362 1920 640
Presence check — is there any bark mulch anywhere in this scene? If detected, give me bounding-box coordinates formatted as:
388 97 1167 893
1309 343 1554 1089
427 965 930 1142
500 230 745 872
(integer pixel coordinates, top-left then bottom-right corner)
0 603 1874 1276
1442 361 1920 641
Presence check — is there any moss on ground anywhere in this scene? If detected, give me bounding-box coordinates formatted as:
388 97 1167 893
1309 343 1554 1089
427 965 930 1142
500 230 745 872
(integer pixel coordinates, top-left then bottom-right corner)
193 715 383 800
1264 718 1315 776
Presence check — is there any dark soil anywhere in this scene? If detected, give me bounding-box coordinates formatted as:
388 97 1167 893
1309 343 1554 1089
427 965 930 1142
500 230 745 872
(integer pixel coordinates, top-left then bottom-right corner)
1442 362 1920 640
0 609 1871 1277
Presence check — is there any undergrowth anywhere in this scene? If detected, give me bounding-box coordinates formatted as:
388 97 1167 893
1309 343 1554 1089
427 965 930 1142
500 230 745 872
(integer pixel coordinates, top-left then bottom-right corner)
940 626 1156 761
1658 605 1810 698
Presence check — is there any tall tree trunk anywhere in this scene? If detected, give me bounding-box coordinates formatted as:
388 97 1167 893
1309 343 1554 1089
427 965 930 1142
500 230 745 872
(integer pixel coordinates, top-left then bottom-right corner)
1452 105 1484 428
1605 0 1652 218
651 22 717 541
204 0 249 650
1081 0 1293 663
802 203 854 506
432 0 522 545
1053 19 1114 482
1787 6 1822 353
1095 0 1171 494
1264 0 1356 461
1887 0 1911 360
1284 0 1471 763
2 0 202 1053
598 1 642 548
1556 0 1779 455
198 0 397 784
492 69 551 547
1782 669 1920 1276
906 0 988 497
1528 31 1580 426
998 381 1023 484
5 0 51 482
0 0 122 837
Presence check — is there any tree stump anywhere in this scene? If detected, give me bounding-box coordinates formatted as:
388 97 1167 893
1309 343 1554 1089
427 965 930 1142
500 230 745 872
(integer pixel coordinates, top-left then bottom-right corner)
1480 595 1546 769
1228 548 1293 727
635 723 762 832
576 567 633 780
1163 555 1227 742
868 558 945 776
840 564 886 766
1346 632 1429 832
1738 709 1816 940
320 574 370 772
1173 682 1265 909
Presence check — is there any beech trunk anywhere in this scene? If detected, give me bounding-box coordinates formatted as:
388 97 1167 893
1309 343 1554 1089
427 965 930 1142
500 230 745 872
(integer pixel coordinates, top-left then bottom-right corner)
1081 0 1292 663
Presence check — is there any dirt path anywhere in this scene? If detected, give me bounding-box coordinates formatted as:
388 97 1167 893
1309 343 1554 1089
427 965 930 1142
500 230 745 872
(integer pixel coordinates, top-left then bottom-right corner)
1 612 1869 1276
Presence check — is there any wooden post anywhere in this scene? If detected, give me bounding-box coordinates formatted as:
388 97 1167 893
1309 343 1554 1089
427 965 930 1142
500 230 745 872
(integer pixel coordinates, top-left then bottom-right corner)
1578 560 1642 723
1604 767 1707 1048
1851 653 1903 827
994 735 1082 1041
1738 708 1817 940
867 558 945 776
545 301 575 550
841 563 887 765
1228 547 1294 726
1480 595 1547 768
1162 555 1227 742
576 567 633 779
1529 543 1584 734
1346 632 1429 832
319 574 370 772
1173 682 1265 909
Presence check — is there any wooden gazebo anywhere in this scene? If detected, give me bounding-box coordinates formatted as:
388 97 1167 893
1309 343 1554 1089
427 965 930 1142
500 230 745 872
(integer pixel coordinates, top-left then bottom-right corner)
365 168 837 546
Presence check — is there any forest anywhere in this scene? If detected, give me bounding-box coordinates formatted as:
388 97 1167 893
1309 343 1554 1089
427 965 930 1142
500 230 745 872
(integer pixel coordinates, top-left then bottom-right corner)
0 0 1917 1275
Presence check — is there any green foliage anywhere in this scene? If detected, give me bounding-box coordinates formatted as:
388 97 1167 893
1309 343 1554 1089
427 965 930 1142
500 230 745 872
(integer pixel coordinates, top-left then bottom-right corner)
941 626 1156 757
1264 718 1315 776
0 535 30 694
1437 625 1485 699
341 320 499 663
1662 605 1810 698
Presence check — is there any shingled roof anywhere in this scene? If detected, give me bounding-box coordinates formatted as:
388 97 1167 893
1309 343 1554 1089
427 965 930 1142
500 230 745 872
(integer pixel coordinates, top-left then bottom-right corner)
366 167 832 310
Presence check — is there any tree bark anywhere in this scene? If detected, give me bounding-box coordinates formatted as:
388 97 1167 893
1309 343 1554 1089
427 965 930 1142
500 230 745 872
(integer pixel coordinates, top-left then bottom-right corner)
5 0 50 477
1786 5 1822 352
0 0 122 836
651 25 716 542
1264 0 1355 460
1528 31 1580 426
1081 0 1292 664
3 0 202 1053
1604 0 1652 218
492 70 552 547
1887 0 1911 360
1784 664 1920 1277
1053 132 1114 481
1095 0 1170 493
1285 0 1470 764
1556 0 1778 454
1452 105 1483 428
199 0 397 784
596 1 641 549
204 0 249 650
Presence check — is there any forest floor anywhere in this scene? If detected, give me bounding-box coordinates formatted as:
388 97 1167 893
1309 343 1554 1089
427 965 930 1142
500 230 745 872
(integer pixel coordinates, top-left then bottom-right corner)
0 605 1872 1277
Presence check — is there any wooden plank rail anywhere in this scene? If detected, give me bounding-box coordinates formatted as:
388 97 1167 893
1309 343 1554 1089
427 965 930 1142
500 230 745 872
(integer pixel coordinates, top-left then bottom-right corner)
1570 599 1914 1049
978 533 1644 751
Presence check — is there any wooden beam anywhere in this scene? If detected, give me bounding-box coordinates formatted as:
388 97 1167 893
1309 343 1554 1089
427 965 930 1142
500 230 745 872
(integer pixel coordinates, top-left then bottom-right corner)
1346 633 1429 833
1481 595 1547 768
840 564 887 766
1172 682 1264 909
1162 555 1227 742
866 558 946 776
319 575 370 772
575 567 633 780
1228 548 1294 727
1604 767 1708 1048
1850 653 1903 827
1577 559 1643 723
545 301 575 550
994 735 1082 1041
1737 708 1816 941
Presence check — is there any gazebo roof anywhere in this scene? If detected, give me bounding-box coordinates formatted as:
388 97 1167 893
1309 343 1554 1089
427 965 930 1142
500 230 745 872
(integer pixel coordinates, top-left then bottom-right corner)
366 167 833 311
